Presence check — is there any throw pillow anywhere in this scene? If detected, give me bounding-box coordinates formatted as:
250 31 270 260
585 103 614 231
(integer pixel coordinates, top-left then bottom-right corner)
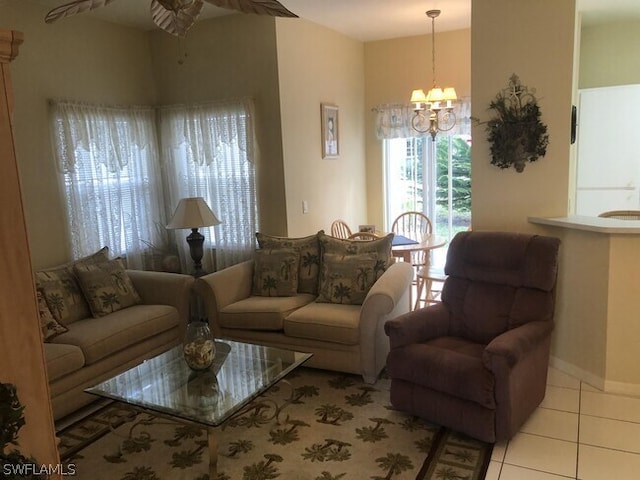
74 258 141 317
318 231 394 279
256 231 322 295
316 253 379 305
36 289 68 341
34 246 111 325
252 249 300 297
73 246 110 268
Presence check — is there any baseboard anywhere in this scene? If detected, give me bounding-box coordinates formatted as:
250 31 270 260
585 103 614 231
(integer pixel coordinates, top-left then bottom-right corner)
550 355 640 396
603 379 640 397
549 355 604 391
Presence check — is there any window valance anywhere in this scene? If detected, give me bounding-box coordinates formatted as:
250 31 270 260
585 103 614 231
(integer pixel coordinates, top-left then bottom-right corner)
157 97 255 167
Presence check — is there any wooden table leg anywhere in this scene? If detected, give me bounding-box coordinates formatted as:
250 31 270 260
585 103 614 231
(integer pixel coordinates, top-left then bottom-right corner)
414 274 424 310
208 427 218 479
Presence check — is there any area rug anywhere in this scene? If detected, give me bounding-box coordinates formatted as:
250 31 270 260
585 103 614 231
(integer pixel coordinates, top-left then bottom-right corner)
58 368 492 480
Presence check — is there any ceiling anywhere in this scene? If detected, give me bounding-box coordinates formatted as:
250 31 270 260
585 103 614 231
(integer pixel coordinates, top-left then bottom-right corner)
29 0 640 42
29 0 466 41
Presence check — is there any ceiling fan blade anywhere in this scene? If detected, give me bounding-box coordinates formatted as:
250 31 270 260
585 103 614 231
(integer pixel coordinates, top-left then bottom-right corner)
151 0 204 37
204 0 297 18
45 0 119 24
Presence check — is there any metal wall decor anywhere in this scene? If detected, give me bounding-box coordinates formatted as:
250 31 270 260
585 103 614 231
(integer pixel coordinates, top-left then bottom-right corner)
485 74 549 172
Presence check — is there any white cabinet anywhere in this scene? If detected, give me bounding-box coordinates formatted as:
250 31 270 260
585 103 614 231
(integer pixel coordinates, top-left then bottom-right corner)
575 84 640 216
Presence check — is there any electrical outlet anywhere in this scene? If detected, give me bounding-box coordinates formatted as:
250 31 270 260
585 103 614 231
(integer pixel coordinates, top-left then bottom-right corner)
302 200 309 214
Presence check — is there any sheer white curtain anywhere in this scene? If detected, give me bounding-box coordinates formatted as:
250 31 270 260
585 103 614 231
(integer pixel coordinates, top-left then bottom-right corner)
158 98 258 271
49 101 166 268
374 97 472 139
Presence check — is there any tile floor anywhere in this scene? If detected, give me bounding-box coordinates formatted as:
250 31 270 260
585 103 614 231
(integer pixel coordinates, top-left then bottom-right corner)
486 367 640 479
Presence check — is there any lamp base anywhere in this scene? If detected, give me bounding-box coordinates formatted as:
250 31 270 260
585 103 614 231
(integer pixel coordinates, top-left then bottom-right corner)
186 228 206 277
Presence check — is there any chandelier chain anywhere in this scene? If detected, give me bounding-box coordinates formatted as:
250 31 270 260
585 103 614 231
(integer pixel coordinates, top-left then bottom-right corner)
431 13 436 88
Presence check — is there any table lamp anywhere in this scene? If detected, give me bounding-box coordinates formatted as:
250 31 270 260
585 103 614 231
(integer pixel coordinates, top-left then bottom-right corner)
167 197 221 277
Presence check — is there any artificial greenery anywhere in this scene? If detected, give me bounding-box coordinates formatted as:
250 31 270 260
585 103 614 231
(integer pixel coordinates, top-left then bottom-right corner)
0 383 48 479
485 74 549 172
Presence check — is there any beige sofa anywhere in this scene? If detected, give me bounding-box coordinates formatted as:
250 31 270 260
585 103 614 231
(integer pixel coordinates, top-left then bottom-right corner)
194 254 413 384
40 268 193 421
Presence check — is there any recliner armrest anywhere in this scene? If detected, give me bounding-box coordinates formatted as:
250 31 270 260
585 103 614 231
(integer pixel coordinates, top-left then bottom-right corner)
384 302 451 349
483 320 554 369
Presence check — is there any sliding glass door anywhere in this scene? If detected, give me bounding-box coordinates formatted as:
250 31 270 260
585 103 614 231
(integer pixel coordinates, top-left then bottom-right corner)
384 133 471 265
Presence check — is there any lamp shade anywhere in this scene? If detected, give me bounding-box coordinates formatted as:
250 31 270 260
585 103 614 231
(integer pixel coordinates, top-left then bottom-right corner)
443 87 458 101
167 197 221 229
426 87 444 103
410 89 427 103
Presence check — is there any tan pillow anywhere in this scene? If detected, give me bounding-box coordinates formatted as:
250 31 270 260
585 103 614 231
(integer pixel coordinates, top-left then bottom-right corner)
74 246 110 268
256 232 322 295
318 232 394 279
74 258 141 317
252 249 299 297
34 247 110 324
316 253 379 305
36 289 68 341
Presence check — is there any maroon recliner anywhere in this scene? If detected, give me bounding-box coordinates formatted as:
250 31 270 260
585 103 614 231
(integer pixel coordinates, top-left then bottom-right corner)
384 231 560 443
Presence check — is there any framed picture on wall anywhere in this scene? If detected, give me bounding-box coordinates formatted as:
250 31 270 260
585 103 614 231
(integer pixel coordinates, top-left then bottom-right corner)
321 103 339 159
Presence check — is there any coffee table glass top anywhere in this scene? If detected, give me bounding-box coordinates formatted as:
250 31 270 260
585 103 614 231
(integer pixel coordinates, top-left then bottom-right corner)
85 340 312 427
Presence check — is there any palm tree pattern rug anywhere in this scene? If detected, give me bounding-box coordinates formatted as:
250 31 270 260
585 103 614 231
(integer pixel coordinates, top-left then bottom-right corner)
58 368 492 480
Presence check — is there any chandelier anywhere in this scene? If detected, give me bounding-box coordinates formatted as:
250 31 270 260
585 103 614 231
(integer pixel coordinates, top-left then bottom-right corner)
410 9 457 139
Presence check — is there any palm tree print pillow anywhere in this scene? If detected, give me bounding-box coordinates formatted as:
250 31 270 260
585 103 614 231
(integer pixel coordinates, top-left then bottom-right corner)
255 232 321 295
252 249 300 297
37 289 68 341
34 247 110 325
318 232 394 279
316 253 379 305
74 258 141 317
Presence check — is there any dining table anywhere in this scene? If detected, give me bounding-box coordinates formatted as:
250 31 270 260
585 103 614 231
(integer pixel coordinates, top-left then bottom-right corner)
390 233 447 263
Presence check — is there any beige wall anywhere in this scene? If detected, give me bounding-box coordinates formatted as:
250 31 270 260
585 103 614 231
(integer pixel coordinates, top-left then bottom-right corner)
364 29 471 230
579 20 640 88
551 229 609 385
149 14 287 235
276 18 367 236
472 1 596 381
471 0 575 232
606 235 640 391
3 1 156 269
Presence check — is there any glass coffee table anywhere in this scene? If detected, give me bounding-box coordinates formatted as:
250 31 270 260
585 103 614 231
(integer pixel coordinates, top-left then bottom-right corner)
85 340 312 477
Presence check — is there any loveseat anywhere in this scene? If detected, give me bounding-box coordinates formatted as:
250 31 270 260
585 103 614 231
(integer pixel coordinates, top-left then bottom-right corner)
35 248 194 421
194 231 413 384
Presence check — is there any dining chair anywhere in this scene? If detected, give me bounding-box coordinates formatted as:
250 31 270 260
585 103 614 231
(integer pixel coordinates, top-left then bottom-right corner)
347 232 379 241
414 265 447 309
391 211 433 267
391 211 434 308
330 219 352 239
598 210 640 220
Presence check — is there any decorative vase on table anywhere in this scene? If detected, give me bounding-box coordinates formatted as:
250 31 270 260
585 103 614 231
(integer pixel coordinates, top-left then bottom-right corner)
182 320 215 371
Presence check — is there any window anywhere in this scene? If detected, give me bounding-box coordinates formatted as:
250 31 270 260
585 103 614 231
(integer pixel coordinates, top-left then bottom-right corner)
159 99 258 271
50 102 165 269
